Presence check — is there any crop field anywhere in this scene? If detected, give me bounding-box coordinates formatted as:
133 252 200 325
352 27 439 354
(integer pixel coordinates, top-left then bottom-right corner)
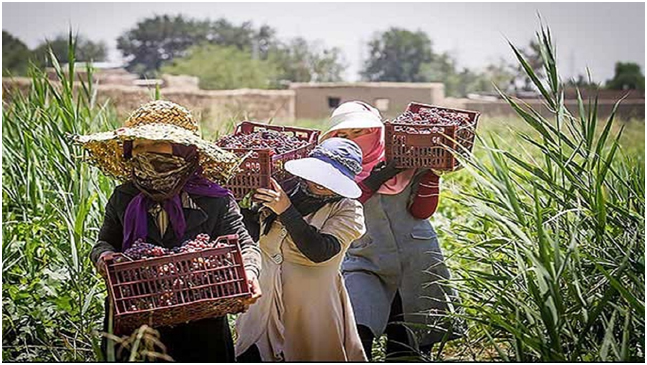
2 28 644 362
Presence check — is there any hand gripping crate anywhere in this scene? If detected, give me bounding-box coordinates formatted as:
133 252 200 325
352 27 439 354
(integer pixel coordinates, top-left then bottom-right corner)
103 235 250 335
219 121 320 200
384 102 480 171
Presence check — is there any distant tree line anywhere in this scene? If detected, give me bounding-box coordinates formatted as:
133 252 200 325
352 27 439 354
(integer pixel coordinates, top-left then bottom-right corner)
360 28 645 96
3 31 108 75
3 19 644 95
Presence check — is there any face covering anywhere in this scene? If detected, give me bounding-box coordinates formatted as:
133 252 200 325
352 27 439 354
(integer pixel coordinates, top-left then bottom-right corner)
296 179 341 203
261 178 342 235
129 152 198 201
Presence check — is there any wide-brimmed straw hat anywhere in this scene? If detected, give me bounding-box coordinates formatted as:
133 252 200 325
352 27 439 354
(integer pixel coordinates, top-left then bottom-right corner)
285 137 363 198
72 100 240 183
320 101 384 141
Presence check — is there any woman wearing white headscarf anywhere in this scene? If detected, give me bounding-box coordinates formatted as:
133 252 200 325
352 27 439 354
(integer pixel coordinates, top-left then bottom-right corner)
322 101 463 360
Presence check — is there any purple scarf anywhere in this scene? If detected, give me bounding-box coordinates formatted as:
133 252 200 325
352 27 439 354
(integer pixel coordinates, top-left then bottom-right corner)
122 142 231 250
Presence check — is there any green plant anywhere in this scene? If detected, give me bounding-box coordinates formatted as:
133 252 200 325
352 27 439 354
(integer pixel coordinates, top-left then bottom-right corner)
443 22 645 361
3 33 117 361
162 44 278 90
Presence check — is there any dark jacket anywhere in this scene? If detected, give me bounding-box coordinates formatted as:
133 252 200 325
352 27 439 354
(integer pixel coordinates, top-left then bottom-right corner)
93 182 261 362
91 181 260 277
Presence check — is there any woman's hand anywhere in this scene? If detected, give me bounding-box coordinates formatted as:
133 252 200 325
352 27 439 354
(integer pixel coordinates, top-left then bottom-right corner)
253 178 292 215
362 160 403 192
96 251 114 278
242 271 262 310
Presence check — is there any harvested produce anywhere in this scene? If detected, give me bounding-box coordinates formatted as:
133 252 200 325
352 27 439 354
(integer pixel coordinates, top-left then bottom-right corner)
111 234 239 312
215 129 308 153
385 102 480 171
393 108 471 126
118 234 231 261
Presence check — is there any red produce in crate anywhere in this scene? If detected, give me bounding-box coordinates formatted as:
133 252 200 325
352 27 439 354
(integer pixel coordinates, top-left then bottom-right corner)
385 102 479 171
215 122 320 201
104 234 251 334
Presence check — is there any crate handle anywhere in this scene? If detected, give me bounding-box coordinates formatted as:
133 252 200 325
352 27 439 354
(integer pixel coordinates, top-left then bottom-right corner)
113 253 134 262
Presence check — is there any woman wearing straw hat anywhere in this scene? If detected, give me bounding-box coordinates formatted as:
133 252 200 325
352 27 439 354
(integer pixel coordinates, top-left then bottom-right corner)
235 138 368 362
321 101 463 360
74 100 262 362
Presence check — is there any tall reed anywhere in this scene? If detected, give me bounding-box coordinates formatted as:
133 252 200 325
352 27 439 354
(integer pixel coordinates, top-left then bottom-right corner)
2 33 118 361
445 22 645 361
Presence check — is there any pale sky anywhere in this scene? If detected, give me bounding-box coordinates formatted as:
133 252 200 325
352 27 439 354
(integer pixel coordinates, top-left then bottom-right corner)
2 2 645 82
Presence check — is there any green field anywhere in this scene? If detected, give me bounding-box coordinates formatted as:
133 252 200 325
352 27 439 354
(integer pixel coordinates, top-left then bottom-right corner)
285 115 646 361
3 28 644 362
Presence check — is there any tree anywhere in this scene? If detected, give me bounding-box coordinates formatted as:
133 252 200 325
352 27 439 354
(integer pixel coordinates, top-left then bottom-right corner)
161 44 277 90
361 28 433 82
32 34 107 67
482 60 517 94
2 31 32 76
268 37 345 84
422 52 515 97
360 27 517 97
606 62 645 91
566 73 598 89
117 15 279 77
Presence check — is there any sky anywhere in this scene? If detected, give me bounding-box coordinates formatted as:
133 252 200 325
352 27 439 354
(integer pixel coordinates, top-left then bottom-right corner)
2 2 645 82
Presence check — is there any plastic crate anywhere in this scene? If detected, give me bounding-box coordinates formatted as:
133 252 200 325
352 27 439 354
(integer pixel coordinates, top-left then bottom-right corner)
103 235 250 335
384 102 480 171
219 122 320 200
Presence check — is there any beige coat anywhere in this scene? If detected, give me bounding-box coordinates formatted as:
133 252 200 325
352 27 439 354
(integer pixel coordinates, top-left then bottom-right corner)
235 198 367 362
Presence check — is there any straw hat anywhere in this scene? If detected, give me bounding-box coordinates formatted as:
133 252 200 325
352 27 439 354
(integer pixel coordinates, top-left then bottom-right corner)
72 100 240 183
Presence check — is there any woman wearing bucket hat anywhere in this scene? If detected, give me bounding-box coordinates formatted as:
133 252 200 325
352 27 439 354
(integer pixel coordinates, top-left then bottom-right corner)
73 100 262 362
234 138 368 362
321 101 463 360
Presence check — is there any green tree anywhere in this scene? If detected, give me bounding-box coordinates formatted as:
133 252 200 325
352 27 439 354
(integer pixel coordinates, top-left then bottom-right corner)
161 44 277 90
2 31 32 76
32 34 107 66
482 60 517 93
268 37 345 84
423 52 515 97
361 28 433 82
606 62 645 91
117 15 278 77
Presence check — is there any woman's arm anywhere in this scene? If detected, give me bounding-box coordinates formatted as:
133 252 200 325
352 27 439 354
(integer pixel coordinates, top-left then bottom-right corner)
90 191 123 265
240 203 262 243
215 196 262 279
408 171 440 219
357 161 403 204
278 205 342 263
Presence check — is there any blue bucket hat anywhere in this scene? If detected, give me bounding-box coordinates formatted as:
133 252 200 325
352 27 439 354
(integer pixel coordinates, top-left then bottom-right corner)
284 137 363 198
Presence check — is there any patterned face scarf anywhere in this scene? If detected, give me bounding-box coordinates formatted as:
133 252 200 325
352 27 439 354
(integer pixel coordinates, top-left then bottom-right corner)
129 152 198 202
121 142 231 250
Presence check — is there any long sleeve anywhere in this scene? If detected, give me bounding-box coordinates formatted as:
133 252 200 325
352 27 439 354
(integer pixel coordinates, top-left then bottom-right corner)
357 181 377 204
215 196 262 278
240 205 262 243
408 171 440 219
90 191 123 265
278 205 341 263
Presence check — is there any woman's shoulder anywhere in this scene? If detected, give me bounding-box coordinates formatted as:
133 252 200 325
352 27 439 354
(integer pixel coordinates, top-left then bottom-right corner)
114 181 139 195
189 193 236 213
108 181 139 204
329 197 363 214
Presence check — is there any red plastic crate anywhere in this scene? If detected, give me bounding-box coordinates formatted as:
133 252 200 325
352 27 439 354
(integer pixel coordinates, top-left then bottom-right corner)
103 235 250 335
219 121 320 200
384 102 480 171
